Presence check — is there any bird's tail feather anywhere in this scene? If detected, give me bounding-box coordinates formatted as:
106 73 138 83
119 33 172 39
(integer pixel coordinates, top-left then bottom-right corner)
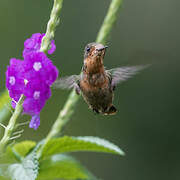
104 105 117 115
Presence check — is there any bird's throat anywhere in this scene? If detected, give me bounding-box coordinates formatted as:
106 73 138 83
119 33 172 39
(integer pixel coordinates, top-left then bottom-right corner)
84 56 104 74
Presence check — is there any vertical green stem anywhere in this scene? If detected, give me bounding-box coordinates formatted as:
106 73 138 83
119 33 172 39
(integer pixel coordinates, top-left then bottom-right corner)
45 91 79 139
96 0 123 44
38 0 123 156
40 0 63 53
0 95 24 153
39 0 65 139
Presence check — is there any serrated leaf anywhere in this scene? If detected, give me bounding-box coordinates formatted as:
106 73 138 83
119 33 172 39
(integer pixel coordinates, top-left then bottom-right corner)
38 154 98 180
7 152 39 180
41 136 125 159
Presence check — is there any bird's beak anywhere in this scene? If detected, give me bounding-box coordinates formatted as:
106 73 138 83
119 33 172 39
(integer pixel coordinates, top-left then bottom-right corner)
96 45 108 51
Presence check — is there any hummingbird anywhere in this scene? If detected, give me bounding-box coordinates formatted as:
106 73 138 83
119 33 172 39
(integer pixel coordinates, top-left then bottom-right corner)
54 42 146 115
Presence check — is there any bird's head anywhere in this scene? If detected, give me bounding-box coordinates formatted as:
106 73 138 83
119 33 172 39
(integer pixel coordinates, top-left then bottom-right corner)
84 42 108 60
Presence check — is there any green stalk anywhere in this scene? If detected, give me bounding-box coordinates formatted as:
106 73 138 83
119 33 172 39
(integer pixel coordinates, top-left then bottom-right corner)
39 0 64 138
38 0 123 156
40 0 63 53
96 0 123 44
0 95 24 153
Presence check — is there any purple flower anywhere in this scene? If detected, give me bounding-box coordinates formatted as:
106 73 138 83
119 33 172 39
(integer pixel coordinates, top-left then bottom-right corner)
24 79 51 100
23 97 46 115
6 40 58 130
23 33 56 57
23 52 58 85
29 114 40 130
22 79 51 116
6 58 25 101
48 40 56 54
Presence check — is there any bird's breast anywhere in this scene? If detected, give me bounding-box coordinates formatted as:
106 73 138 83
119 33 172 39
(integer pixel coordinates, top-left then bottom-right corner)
80 73 113 112
81 72 108 90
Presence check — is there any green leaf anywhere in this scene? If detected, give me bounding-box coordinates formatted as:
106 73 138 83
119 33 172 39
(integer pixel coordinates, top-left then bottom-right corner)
0 90 11 124
38 154 98 180
2 141 37 163
41 136 125 159
0 175 9 180
0 141 37 179
7 151 39 180
0 151 15 164
0 91 10 110
12 141 36 157
0 164 10 179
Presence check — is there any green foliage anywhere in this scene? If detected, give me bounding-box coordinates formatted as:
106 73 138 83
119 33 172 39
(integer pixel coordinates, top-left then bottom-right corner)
1 136 122 180
41 136 125 159
0 91 10 111
0 90 11 123
0 141 38 180
38 154 97 180
0 164 10 179
0 95 25 154
7 152 39 180
0 175 9 180
1 141 37 164
11 141 36 157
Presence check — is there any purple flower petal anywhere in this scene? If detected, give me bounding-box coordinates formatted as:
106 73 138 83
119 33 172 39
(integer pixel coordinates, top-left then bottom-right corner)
23 33 56 57
42 34 56 55
29 114 40 130
6 58 25 103
23 97 46 115
24 80 51 100
9 90 22 102
11 100 17 109
23 52 59 85
48 40 56 54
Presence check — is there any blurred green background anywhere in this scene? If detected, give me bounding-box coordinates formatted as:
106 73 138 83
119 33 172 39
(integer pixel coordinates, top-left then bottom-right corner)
0 0 180 179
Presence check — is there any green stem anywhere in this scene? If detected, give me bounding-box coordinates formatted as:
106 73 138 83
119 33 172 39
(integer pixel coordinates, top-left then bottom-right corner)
39 0 64 138
96 0 123 44
38 0 123 156
0 95 24 153
44 91 79 139
40 0 63 53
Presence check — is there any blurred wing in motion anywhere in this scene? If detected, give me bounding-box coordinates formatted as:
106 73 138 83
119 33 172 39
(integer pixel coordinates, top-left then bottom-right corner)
53 75 80 90
107 65 148 90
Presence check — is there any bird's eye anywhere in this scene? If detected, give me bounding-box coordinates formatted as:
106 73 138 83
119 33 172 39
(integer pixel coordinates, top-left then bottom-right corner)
86 47 90 52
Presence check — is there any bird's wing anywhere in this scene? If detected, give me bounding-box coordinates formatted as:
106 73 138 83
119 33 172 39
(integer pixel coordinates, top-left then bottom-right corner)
53 75 80 90
106 65 148 88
